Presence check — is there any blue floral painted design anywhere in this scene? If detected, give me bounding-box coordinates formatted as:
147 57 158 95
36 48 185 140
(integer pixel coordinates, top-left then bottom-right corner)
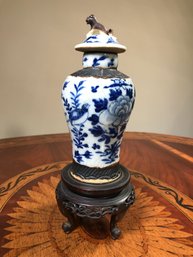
92 93 133 127
62 96 72 116
63 80 90 126
92 143 100 150
91 86 99 93
108 58 114 67
69 103 89 126
96 141 120 164
70 81 85 109
92 56 107 67
93 98 108 112
83 57 88 62
84 35 99 43
62 80 90 152
82 53 118 69
109 89 122 101
71 124 88 149
108 95 132 124
62 75 135 167
104 78 129 89
75 150 92 163
126 87 134 98
89 125 118 144
63 81 69 90
107 37 116 44
88 114 99 125
83 34 118 44
99 102 131 126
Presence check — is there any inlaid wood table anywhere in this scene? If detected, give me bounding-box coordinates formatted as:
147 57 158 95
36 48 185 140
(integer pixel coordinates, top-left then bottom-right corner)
0 132 193 257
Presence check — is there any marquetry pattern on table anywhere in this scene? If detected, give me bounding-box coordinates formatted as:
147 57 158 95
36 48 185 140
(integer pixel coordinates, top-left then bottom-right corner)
0 161 193 257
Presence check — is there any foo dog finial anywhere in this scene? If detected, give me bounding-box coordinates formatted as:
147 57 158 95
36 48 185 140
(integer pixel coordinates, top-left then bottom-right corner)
86 14 112 35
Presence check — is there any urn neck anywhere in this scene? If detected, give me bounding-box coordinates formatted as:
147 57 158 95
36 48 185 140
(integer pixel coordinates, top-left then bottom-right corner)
82 52 118 69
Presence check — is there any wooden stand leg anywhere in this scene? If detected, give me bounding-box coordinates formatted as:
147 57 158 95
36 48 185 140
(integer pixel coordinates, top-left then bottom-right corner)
110 214 121 239
110 208 128 239
62 211 79 234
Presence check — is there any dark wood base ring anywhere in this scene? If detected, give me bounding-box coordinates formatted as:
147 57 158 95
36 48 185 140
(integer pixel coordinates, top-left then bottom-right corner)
55 162 135 240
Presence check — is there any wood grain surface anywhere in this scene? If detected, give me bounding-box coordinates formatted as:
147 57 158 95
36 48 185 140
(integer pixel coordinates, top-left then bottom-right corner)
0 132 193 257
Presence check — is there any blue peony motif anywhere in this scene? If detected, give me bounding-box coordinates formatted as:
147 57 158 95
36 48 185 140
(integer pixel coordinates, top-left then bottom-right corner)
99 95 133 126
109 95 131 118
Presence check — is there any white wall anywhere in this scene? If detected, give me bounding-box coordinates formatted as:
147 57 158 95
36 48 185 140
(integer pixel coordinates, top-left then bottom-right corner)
0 0 193 139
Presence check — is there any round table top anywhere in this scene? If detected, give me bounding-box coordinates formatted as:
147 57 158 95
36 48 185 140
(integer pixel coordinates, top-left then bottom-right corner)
0 132 193 256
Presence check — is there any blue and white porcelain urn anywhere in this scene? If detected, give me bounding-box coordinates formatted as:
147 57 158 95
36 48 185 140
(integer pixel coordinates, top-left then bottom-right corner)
61 16 135 182
56 15 136 240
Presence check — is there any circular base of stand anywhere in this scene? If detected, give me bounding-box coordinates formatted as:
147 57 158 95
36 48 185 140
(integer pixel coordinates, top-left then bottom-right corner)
56 162 135 240
61 162 131 197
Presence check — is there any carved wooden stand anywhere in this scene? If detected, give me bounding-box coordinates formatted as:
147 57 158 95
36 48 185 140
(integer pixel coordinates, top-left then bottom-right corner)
56 162 135 239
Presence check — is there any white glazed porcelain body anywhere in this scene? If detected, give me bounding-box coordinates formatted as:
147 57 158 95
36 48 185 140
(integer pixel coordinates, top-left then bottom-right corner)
62 53 135 168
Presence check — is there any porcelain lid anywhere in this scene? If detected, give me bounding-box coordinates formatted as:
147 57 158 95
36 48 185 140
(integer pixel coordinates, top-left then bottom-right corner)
75 16 126 54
